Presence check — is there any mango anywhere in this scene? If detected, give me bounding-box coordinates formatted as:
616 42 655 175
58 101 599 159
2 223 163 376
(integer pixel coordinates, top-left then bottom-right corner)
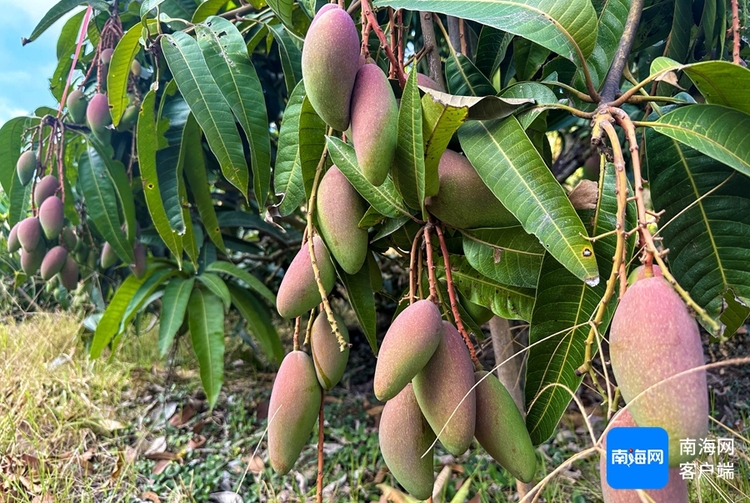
100 48 113 64
413 321 476 456
87 93 112 133
276 236 335 319
131 60 142 77
17 217 42 253
62 227 78 250
425 150 518 229
20 243 45 276
118 105 139 131
379 384 435 500
474 370 537 483
417 73 440 91
310 312 350 390
59 255 79 291
301 5 360 131
16 150 36 186
34 175 59 206
8 223 21 253
458 289 494 325
600 409 688 503
373 299 443 401
100 242 119 269
130 241 147 279
41 246 68 280
610 276 708 466
268 351 322 475
350 64 398 186
66 89 87 124
626 264 662 285
39 196 64 240
316 166 368 274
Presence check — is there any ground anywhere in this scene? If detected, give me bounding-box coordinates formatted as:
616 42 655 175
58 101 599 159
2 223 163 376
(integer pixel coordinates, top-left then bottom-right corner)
0 312 747 502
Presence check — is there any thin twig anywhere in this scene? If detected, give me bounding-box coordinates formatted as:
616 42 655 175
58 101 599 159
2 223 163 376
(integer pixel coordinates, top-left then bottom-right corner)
601 0 645 103
732 0 742 64
409 227 426 304
422 226 439 302
293 316 301 351
434 222 480 367
361 0 407 87
316 388 324 503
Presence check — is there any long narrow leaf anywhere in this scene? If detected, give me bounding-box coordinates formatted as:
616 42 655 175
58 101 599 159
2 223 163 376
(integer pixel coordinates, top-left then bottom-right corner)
197 17 271 209
161 32 250 199
205 261 276 304
24 0 108 44
228 284 284 366
109 25 141 127
188 288 225 408
0 117 34 227
392 70 426 211
159 276 195 356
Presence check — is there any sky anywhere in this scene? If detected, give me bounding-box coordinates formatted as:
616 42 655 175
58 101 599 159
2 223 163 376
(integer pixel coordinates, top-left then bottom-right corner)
0 0 75 126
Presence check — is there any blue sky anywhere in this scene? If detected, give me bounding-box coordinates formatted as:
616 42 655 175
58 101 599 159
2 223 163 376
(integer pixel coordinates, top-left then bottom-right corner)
0 0 75 126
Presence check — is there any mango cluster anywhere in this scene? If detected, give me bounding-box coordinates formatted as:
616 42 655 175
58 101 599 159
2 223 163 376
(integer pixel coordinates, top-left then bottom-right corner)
301 5 400 275
375 300 537 498
267 312 349 475
7 173 80 290
609 272 708 466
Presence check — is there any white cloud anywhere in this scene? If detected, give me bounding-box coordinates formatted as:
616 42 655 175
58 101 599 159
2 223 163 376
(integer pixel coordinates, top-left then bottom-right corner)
0 98 30 128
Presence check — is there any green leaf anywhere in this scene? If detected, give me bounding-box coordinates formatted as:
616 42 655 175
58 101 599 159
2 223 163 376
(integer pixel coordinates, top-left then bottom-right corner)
474 26 512 78
141 0 167 17
446 256 536 321
192 0 228 22
156 84 191 235
136 90 183 264
57 9 85 60
525 162 633 444
23 0 109 45
0 117 33 227
273 80 308 216
326 137 412 219
459 117 599 284
197 17 272 208
159 276 195 356
161 32 250 200
445 52 496 96
182 115 225 253
205 261 277 305
664 0 693 63
267 0 294 30
188 288 225 409
719 289 750 340
227 284 284 366
197 272 231 310
78 146 134 263
462 227 545 288
679 61 750 115
120 268 177 334
374 0 599 65
393 70 426 212
267 24 302 95
650 105 750 178
585 0 629 88
91 265 160 358
499 81 558 129
513 38 550 81
421 93 468 198
109 25 141 127
299 96 327 200
644 127 750 333
338 265 378 354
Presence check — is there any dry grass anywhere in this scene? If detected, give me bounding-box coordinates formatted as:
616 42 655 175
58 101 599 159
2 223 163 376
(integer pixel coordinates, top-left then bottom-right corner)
0 311 147 501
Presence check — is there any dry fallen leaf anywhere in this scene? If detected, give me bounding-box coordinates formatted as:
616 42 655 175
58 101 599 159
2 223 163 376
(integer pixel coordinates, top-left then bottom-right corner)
152 459 171 475
141 491 161 503
169 403 196 427
143 436 167 457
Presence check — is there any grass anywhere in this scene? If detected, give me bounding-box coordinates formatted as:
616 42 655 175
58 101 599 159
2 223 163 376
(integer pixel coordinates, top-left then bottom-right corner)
0 312 748 502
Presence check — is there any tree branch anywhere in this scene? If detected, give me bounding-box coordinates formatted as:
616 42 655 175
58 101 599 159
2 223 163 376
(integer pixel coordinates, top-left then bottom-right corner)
420 12 446 92
601 0 645 103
